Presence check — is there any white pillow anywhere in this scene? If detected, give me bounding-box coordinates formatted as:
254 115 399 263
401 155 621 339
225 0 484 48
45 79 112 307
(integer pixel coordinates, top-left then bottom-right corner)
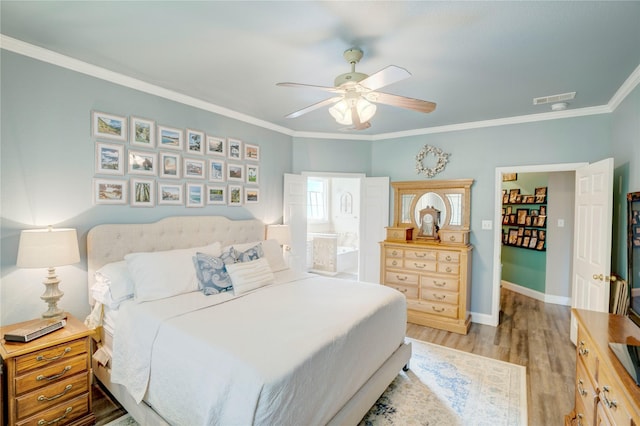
91 279 133 310
226 258 275 295
125 242 222 302
224 239 288 272
94 260 135 302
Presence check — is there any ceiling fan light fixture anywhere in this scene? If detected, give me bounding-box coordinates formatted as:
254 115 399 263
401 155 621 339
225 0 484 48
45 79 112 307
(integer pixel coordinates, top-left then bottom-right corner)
328 98 376 125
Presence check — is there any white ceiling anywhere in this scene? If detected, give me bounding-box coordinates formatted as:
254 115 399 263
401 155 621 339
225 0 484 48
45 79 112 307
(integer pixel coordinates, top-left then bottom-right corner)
2 1 639 137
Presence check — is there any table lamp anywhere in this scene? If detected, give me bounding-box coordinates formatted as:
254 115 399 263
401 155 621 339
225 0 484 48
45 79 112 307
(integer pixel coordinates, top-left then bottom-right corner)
267 224 291 250
16 226 80 319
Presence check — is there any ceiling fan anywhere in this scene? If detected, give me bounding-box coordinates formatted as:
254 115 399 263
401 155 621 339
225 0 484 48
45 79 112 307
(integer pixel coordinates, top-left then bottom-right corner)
277 48 436 130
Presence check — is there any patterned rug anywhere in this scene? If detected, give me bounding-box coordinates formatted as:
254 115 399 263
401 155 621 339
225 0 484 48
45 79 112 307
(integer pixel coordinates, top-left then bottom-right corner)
104 338 526 426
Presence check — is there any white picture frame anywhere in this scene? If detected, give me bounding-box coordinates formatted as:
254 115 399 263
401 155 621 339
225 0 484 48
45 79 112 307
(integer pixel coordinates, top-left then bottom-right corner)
158 125 183 150
94 178 127 205
128 150 157 176
228 184 243 206
208 159 226 182
246 164 259 184
130 178 155 207
186 183 204 207
157 182 183 205
95 142 125 175
184 158 205 179
206 185 227 205
227 163 244 182
244 143 260 161
206 136 226 157
159 152 181 179
186 129 204 155
227 138 242 160
130 116 155 148
92 111 127 142
245 187 259 204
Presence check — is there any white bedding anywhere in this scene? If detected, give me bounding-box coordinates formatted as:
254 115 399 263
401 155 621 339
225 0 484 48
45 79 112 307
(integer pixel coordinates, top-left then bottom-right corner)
110 271 406 425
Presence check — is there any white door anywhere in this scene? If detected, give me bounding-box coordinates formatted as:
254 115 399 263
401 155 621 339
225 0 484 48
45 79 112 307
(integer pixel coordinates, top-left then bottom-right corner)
283 173 307 272
359 177 390 283
570 158 614 343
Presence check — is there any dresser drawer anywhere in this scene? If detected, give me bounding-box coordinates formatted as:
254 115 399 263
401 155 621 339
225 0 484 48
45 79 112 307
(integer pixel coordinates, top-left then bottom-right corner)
15 354 89 395
385 258 403 268
386 227 413 242
15 339 88 375
16 393 90 426
407 299 458 319
384 283 419 299
385 271 419 286
15 371 90 420
437 252 460 263
576 330 597 382
437 262 459 275
385 248 403 258
598 365 634 426
421 276 460 292
404 259 436 272
574 356 596 426
438 230 469 245
420 290 459 305
404 249 437 261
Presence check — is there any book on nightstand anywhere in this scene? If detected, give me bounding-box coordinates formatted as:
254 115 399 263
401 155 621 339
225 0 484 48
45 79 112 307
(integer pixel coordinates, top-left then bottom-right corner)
3 318 66 343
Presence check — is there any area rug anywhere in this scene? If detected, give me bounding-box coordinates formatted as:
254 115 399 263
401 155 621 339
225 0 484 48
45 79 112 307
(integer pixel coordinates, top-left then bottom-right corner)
103 338 526 426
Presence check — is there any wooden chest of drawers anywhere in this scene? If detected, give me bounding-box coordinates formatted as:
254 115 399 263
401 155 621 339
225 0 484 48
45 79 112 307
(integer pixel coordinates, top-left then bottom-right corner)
566 309 640 426
0 314 95 426
380 240 472 334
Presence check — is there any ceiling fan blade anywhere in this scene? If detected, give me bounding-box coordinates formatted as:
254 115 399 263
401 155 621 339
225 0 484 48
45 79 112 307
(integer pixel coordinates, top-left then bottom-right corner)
365 91 436 114
284 96 343 119
358 65 411 91
276 82 344 94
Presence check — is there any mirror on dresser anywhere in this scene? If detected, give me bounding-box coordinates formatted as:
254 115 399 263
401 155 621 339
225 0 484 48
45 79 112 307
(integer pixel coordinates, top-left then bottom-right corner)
381 179 474 334
628 191 640 327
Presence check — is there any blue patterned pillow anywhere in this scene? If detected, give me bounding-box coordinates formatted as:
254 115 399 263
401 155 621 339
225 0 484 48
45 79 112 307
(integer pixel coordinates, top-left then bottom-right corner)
235 243 264 262
192 251 236 295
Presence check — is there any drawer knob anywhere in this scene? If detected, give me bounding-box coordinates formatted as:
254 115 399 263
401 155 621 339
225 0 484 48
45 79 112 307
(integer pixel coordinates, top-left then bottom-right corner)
36 365 72 382
445 267 452 273
414 263 425 269
601 386 617 409
396 275 407 281
392 260 398 266
392 250 398 256
433 293 445 300
445 255 452 261
432 306 445 313
449 235 456 241
577 379 587 397
578 341 589 356
38 407 73 426
415 252 427 258
576 413 584 426
38 384 73 402
37 347 71 362
434 281 446 287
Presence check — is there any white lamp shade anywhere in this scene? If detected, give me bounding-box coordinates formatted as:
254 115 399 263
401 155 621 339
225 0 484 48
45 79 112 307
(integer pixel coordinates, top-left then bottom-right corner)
267 225 291 246
328 98 376 125
17 228 80 268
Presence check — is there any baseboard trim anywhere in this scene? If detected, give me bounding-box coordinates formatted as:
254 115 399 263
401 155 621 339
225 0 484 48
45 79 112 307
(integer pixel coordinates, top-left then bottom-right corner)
501 280 571 306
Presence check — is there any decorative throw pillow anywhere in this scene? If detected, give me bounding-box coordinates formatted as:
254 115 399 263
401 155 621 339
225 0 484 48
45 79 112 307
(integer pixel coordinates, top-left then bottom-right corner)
226 258 275 295
192 252 236 295
236 243 264 262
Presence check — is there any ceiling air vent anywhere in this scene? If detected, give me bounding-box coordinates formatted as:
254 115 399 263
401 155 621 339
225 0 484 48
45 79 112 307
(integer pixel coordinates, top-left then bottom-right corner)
533 92 576 105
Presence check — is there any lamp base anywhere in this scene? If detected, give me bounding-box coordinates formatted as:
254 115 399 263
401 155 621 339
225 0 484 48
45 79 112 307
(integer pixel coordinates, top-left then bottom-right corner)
41 267 65 319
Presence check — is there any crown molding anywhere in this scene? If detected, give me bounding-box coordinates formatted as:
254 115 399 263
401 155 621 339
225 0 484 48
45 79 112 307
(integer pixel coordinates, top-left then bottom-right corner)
2 34 636 142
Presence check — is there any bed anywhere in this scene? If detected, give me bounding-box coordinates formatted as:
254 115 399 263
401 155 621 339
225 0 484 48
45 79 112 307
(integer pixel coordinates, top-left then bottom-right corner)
86 216 411 425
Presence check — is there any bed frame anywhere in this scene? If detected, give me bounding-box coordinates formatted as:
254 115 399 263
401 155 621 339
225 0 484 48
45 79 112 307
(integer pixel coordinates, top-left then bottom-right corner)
87 215 411 425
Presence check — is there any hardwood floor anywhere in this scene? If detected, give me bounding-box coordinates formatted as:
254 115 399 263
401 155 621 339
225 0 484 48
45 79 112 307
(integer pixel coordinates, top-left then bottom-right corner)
92 288 575 425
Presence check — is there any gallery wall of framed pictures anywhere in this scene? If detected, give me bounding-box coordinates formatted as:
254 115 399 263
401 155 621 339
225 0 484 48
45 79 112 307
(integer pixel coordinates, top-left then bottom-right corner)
501 186 547 251
91 111 260 207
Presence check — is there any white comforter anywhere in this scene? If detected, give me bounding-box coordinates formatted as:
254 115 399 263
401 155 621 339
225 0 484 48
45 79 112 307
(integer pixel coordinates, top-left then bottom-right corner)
111 271 406 425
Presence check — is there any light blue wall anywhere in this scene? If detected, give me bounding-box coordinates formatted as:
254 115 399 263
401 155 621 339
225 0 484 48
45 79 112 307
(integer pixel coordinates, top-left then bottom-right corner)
1 51 292 325
291 137 371 174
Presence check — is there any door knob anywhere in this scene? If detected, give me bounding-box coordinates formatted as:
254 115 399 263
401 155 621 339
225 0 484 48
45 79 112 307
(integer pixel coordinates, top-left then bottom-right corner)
592 274 603 281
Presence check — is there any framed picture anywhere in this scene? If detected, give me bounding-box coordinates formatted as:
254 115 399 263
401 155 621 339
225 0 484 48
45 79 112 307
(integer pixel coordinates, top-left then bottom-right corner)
94 178 127 205
206 136 226 156
157 182 183 205
159 152 181 178
227 138 242 159
509 214 516 224
528 237 538 249
245 188 259 204
505 206 512 215
530 209 540 217
516 209 528 225
524 195 535 204
128 150 157 175
95 142 125 175
525 216 532 226
540 205 547 216
522 236 530 247
517 227 525 237
130 116 155 148
206 185 226 205
535 194 547 203
186 129 204 155
502 192 509 204
184 158 205 179
209 159 225 182
227 163 244 182
536 216 547 227
535 187 547 196
508 229 518 245
502 173 517 182
131 178 155 207
523 229 531 237
531 229 538 238
186 183 204 207
246 164 259 184
158 125 183 150
502 215 509 225
92 111 127 141
516 237 523 246
536 240 545 250
508 188 520 203
244 144 260 161
538 230 546 240
228 185 243 206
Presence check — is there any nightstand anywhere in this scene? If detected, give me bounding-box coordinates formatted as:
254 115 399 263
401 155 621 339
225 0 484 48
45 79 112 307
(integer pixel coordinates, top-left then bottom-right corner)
0 314 95 426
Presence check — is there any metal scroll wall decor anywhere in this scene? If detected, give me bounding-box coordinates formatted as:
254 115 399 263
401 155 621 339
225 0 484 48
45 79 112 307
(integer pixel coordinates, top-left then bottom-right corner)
415 144 450 178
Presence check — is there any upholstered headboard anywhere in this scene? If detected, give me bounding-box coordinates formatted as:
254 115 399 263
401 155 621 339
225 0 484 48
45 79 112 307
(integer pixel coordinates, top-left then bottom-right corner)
87 216 265 294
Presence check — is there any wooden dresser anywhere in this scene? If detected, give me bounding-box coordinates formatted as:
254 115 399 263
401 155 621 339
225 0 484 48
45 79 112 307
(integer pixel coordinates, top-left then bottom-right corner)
0 314 95 426
567 309 640 426
380 240 472 334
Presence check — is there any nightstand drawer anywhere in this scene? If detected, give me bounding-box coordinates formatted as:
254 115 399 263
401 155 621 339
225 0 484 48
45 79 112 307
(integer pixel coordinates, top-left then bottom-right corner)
16 393 90 426
15 338 88 374
15 371 90 420
15 354 88 395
